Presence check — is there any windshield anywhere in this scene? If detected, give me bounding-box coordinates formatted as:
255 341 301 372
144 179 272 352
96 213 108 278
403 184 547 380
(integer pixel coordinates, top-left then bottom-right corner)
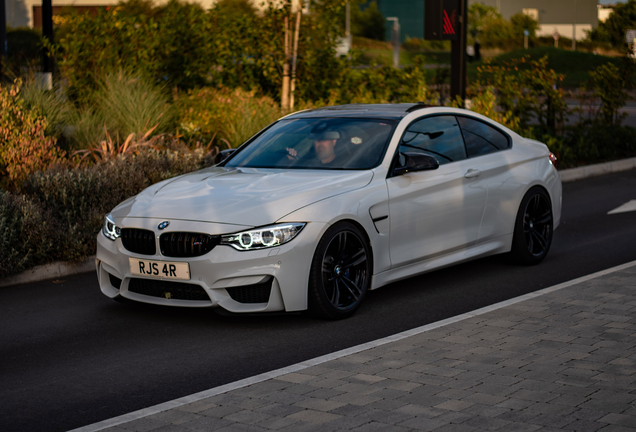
225 118 396 170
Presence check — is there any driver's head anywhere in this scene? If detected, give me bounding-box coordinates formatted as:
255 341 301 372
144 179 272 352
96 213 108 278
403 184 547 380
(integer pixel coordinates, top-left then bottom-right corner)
312 130 340 164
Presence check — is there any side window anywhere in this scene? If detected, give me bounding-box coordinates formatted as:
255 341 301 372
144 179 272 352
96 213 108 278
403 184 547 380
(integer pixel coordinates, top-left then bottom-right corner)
399 116 467 165
457 116 510 157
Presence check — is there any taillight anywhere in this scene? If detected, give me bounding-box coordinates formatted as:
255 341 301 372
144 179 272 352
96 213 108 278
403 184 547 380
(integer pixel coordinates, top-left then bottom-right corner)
549 153 557 166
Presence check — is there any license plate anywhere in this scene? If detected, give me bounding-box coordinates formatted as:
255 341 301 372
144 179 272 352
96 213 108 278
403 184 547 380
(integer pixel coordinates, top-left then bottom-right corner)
129 258 190 280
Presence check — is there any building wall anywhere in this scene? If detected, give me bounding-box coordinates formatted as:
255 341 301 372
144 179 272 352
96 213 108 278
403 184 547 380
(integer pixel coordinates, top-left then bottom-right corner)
469 0 597 40
598 6 613 23
376 0 424 42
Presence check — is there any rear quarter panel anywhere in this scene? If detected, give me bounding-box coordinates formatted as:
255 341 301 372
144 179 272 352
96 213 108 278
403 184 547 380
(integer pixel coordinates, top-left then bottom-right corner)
479 136 561 245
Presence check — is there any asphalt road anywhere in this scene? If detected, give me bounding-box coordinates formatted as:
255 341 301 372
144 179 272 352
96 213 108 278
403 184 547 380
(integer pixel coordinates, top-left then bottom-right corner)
2 170 636 432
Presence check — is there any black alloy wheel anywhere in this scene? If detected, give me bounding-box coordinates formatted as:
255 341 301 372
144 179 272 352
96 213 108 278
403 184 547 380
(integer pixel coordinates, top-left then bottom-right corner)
308 222 372 319
510 187 553 265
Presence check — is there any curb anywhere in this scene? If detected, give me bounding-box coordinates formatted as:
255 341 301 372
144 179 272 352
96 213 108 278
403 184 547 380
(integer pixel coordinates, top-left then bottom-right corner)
0 255 96 288
558 156 636 182
2 158 635 289
69 259 636 432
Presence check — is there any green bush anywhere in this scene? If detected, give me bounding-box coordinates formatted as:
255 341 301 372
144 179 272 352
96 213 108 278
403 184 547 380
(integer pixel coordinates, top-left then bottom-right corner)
95 71 174 140
582 57 636 126
48 0 347 105
589 0 636 47
475 55 569 135
174 87 281 148
330 60 430 104
351 1 385 41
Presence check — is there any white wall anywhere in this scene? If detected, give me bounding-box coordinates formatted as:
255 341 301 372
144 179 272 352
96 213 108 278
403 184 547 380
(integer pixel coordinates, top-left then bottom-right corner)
537 24 593 41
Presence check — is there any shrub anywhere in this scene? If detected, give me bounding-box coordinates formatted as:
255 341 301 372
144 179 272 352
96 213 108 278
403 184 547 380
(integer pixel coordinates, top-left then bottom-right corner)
21 149 209 263
589 0 636 47
331 60 431 104
351 1 385 41
48 0 347 104
475 56 569 135
0 192 56 277
0 80 67 190
582 57 636 126
95 71 174 140
19 80 74 140
174 87 281 147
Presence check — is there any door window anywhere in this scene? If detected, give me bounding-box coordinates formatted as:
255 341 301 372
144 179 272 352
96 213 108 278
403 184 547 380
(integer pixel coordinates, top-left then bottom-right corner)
457 116 510 157
399 116 467 165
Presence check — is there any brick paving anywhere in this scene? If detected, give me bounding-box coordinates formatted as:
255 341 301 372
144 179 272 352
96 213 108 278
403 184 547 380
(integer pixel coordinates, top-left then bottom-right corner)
94 264 636 432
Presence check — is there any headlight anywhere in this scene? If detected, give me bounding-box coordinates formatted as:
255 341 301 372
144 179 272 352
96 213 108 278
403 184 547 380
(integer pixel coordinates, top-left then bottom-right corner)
102 213 121 241
221 223 305 251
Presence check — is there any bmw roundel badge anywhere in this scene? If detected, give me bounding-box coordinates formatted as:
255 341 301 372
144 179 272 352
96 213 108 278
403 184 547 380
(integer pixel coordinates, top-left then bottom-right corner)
158 221 170 230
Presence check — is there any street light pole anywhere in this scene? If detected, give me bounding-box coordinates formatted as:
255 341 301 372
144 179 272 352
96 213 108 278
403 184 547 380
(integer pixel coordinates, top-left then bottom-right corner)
450 0 467 102
386 17 399 68
0 0 7 78
42 0 53 73
572 0 576 51
345 1 351 50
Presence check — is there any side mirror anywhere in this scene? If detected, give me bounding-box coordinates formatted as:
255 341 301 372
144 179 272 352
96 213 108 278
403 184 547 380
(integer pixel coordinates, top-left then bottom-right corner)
393 152 439 175
215 149 236 165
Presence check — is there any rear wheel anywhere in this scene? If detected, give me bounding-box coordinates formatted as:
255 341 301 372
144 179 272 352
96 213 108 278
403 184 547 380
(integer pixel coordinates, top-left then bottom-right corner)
510 187 553 265
308 222 372 319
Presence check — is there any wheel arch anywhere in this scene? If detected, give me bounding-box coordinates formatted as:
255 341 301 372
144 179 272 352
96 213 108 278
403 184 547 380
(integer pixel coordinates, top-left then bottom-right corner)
327 217 375 276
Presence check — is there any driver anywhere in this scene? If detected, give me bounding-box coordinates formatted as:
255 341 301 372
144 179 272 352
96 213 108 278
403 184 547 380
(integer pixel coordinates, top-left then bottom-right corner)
287 130 341 166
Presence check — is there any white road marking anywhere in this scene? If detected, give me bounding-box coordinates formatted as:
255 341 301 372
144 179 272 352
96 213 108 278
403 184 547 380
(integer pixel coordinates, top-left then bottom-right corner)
608 200 636 215
69 259 636 432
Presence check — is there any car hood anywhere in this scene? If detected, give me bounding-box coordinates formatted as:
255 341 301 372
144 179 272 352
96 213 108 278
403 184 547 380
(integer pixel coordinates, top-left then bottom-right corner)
111 167 374 227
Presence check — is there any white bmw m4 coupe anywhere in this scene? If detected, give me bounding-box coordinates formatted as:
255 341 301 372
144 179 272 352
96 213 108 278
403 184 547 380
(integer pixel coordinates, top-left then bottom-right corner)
96 104 562 319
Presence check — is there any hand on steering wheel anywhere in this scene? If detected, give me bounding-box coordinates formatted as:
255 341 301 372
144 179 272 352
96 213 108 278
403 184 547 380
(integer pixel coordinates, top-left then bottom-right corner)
286 147 298 160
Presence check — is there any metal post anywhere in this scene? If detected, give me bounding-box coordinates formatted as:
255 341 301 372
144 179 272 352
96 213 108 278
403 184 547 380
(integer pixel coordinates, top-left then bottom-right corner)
345 2 351 50
0 0 7 76
42 0 53 73
281 16 290 110
290 10 301 110
572 0 576 51
450 0 467 102
386 17 399 68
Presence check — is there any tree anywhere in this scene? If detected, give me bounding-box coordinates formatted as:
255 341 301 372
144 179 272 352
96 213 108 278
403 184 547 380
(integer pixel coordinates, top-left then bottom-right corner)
510 12 538 39
213 0 257 20
589 0 636 47
352 1 385 41
467 3 513 47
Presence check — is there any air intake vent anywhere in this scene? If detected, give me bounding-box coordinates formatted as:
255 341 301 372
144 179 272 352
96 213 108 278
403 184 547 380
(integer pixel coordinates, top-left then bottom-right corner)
108 273 122 289
128 278 210 301
226 277 273 304
160 232 221 257
121 229 156 255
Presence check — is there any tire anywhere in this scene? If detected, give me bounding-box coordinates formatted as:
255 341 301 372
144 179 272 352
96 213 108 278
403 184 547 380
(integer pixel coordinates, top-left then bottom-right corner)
307 222 372 320
510 187 553 265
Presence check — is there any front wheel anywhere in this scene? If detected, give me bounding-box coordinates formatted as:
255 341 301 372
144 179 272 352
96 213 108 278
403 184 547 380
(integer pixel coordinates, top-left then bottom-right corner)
510 187 553 265
307 222 372 320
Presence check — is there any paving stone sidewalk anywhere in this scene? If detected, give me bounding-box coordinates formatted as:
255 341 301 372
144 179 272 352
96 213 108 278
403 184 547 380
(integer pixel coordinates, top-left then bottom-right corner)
96 264 636 432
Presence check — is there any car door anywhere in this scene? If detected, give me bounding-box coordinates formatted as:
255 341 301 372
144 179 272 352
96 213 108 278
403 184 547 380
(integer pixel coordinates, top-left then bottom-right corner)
456 115 515 242
386 115 488 268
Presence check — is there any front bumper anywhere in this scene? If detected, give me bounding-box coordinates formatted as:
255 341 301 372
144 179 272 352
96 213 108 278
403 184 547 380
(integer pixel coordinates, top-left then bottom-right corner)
96 218 325 313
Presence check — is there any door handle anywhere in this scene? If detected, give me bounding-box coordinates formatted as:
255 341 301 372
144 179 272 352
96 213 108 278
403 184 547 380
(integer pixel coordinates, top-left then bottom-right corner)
464 168 481 178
